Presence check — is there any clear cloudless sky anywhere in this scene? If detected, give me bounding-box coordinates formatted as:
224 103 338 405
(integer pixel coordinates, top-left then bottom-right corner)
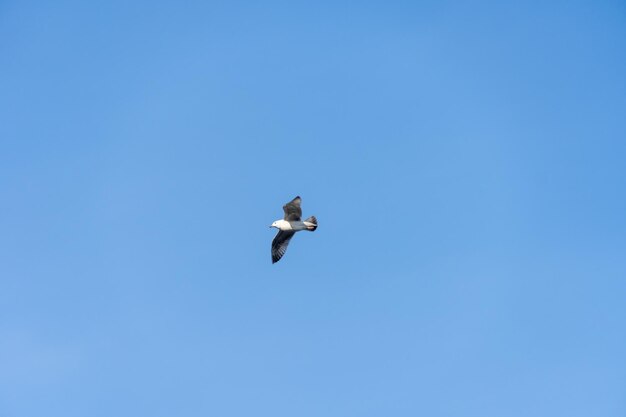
1 1 625 416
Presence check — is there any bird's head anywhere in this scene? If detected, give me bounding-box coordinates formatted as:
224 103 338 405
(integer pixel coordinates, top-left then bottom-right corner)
270 221 279 229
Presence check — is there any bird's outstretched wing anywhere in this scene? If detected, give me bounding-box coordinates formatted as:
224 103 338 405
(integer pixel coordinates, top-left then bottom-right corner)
283 196 302 221
272 230 295 263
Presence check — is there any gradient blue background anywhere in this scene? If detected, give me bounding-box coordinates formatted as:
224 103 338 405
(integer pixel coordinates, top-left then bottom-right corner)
1 1 625 416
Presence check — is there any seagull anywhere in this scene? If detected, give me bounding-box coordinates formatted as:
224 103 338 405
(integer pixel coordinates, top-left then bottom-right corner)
270 196 317 263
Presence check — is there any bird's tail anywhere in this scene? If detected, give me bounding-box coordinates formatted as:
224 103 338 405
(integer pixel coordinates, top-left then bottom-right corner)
304 216 318 231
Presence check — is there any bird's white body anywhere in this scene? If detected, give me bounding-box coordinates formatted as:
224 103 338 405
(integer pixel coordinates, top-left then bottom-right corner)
271 219 315 231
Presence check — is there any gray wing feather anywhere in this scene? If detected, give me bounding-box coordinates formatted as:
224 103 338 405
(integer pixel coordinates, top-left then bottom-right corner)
272 230 295 263
283 196 302 221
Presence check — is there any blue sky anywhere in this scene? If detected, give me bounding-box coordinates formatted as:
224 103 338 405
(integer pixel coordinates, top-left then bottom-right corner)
1 1 625 416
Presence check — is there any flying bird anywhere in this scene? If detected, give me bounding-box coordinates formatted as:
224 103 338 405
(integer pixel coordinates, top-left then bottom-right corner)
270 196 317 263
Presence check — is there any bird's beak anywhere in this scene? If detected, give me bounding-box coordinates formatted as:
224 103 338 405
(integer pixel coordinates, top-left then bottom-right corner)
269 225 273 228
